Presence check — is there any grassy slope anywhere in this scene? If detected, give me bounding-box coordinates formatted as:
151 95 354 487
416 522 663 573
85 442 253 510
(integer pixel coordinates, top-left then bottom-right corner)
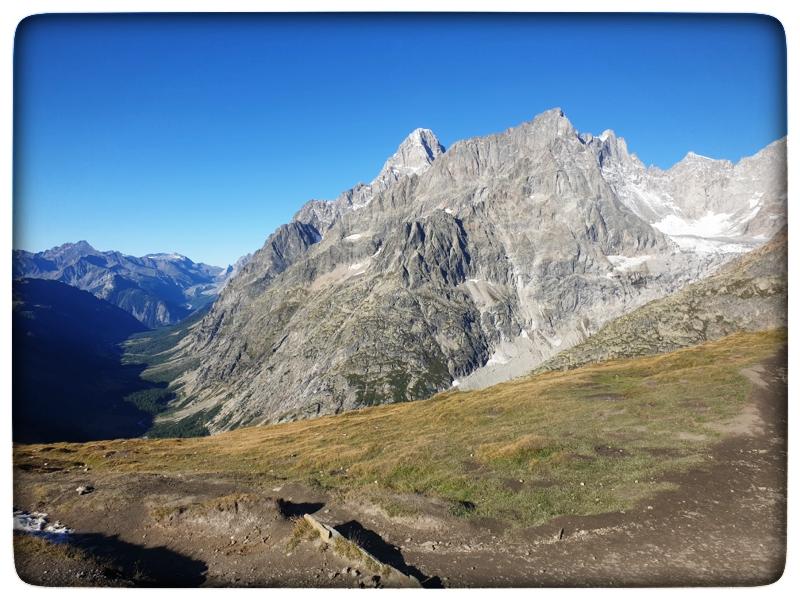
15 329 785 528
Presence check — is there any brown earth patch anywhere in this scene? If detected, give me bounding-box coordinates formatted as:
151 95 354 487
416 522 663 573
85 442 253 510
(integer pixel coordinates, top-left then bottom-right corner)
593 445 629 458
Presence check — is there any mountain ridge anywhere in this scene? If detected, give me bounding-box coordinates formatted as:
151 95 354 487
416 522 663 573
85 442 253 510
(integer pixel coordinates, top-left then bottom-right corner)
13 241 240 328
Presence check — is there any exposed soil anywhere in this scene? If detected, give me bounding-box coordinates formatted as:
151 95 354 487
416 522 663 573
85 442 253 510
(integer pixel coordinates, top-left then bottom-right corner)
13 350 786 587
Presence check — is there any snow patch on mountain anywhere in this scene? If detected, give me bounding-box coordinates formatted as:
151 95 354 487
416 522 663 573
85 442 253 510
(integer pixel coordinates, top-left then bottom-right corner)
665 236 753 254
486 349 510 366
607 255 652 272
652 212 738 238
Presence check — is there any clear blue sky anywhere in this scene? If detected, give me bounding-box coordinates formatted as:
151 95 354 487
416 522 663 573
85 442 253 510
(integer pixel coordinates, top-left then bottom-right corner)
14 14 786 267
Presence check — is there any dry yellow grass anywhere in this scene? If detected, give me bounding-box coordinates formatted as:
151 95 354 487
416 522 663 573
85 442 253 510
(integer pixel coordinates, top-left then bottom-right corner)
15 329 785 527
287 517 317 550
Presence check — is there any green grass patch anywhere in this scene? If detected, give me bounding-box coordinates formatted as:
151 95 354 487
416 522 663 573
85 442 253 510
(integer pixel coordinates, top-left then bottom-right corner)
146 405 221 438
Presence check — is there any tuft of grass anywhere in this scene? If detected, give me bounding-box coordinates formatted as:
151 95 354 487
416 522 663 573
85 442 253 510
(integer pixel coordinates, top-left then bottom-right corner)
13 533 82 561
332 536 363 562
332 536 388 576
286 517 317 551
15 329 786 529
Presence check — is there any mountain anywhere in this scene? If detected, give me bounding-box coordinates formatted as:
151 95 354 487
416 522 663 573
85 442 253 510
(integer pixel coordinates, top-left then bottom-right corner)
535 227 787 373
591 132 786 252
155 109 786 433
12 242 228 328
12 278 159 442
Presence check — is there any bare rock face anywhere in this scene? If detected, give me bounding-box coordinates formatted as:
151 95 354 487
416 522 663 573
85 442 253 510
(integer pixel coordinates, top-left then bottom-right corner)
536 227 787 372
170 108 786 431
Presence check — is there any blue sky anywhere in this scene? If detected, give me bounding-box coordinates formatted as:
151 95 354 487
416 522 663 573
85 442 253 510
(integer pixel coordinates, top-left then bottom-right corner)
14 14 786 267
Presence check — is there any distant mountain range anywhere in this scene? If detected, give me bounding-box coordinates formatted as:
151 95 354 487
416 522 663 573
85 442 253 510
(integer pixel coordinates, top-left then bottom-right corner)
152 108 785 432
12 241 246 328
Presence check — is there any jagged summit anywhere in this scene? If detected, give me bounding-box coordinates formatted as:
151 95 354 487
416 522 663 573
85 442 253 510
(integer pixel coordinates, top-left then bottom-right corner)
526 106 574 137
292 126 446 231
405 127 444 157
376 127 445 181
598 129 615 141
538 106 565 118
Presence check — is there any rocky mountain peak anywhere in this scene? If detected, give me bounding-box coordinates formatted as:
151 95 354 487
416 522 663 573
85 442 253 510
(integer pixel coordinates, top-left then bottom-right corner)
72 240 95 251
588 128 637 170
537 106 566 120
672 151 733 172
39 240 102 265
48 240 97 255
377 127 445 181
292 127 446 231
525 107 575 139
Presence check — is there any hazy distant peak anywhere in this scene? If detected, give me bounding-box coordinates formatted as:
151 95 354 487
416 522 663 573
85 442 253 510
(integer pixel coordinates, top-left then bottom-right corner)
56 240 97 253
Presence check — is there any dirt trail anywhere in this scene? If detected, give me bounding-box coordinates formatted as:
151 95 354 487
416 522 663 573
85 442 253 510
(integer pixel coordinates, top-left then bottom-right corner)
13 351 787 587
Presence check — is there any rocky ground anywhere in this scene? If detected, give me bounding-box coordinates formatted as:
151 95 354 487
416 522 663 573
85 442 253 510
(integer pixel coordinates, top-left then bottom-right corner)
13 348 786 588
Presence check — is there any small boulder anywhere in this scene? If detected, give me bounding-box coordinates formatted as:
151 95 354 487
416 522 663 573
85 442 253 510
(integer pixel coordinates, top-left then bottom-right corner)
76 485 94 495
